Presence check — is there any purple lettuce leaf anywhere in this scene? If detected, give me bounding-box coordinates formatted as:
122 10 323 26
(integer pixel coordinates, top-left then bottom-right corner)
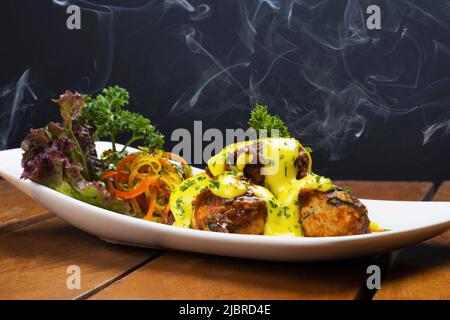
21 91 130 214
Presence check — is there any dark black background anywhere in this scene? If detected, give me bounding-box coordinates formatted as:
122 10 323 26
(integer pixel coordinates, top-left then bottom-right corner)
1 0 450 182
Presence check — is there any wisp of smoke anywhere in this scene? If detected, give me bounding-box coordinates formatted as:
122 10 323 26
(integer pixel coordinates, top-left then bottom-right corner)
2 0 450 161
50 0 211 93
0 70 37 149
168 0 450 159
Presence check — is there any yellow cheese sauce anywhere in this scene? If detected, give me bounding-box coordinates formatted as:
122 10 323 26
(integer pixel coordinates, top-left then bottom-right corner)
169 172 211 228
169 171 277 228
265 174 334 236
206 137 334 236
170 137 335 236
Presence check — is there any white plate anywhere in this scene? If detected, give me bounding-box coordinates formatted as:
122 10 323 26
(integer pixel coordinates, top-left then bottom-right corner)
1 142 449 261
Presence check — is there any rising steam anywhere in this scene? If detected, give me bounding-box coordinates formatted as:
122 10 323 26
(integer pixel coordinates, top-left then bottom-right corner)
2 0 450 162
167 0 450 159
0 70 37 149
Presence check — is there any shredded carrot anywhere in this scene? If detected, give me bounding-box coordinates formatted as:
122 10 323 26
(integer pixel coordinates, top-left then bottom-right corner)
161 203 171 222
130 197 142 214
162 152 188 166
100 150 189 222
160 158 175 173
115 154 138 184
162 152 191 177
143 189 157 220
100 170 118 180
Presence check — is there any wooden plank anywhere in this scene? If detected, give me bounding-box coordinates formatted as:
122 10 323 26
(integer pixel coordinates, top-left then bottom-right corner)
335 181 434 201
374 181 450 300
0 217 160 299
91 181 433 300
433 181 450 201
0 179 52 234
92 251 388 300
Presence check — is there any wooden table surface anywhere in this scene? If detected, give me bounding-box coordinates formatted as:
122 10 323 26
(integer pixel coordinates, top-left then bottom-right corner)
0 179 448 300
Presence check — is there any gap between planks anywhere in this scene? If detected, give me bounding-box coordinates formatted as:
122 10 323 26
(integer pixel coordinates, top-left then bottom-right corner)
355 182 437 300
74 251 167 300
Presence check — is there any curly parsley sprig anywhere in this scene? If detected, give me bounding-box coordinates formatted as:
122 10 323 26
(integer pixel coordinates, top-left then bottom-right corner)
80 86 164 163
248 104 290 138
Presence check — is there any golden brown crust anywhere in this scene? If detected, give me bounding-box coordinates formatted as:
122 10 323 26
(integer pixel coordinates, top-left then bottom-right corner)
298 188 370 237
192 189 267 234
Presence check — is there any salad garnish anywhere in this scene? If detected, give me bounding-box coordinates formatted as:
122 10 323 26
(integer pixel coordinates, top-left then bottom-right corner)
20 86 187 216
248 104 290 138
80 86 164 167
21 91 129 213
100 150 191 221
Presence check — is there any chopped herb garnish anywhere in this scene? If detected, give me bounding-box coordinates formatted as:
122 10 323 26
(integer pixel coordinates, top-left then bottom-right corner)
230 166 239 176
180 179 196 191
210 179 220 189
269 199 278 208
284 208 290 218
342 186 352 194
175 198 184 213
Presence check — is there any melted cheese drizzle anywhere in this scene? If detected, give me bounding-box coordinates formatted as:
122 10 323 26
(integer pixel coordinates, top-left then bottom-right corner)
169 172 276 229
170 138 334 236
169 173 211 228
207 138 334 236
